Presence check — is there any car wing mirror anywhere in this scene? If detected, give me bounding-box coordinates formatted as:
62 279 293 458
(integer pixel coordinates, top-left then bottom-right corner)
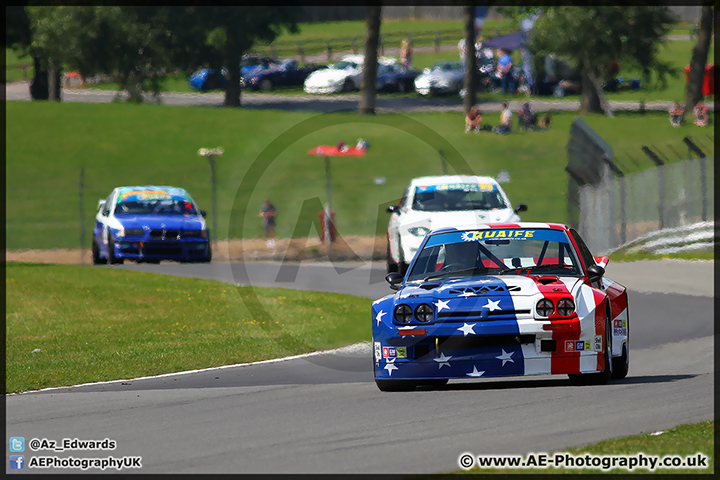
386 204 399 214
200 210 207 218
514 203 528 213
385 272 403 290
587 264 605 282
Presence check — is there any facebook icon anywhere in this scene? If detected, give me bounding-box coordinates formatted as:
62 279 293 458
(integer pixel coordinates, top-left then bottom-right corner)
10 455 25 470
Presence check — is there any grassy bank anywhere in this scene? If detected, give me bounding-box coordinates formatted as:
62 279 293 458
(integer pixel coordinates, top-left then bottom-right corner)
6 102 713 251
5 262 370 393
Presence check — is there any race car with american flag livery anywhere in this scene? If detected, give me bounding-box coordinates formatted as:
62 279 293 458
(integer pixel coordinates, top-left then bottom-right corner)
372 223 629 391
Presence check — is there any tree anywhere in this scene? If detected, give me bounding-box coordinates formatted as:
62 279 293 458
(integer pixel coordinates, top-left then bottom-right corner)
193 7 300 107
510 6 676 115
462 5 477 114
6 6 60 101
358 5 381 115
684 4 714 113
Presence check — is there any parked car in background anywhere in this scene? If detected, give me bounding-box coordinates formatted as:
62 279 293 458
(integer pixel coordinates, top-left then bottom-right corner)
414 61 465 95
375 62 422 93
304 55 396 94
386 175 527 274
373 223 629 391
242 58 322 91
188 55 280 91
92 185 211 264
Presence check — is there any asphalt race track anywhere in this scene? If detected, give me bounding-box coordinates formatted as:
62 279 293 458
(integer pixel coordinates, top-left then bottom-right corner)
5 259 714 474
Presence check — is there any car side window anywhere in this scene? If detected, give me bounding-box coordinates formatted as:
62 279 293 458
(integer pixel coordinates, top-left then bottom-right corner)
570 229 595 269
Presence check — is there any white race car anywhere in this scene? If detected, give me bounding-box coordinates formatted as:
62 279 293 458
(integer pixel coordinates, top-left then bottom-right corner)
303 54 396 94
386 175 527 274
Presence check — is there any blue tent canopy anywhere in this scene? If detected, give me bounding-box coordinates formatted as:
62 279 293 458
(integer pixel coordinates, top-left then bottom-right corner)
482 31 525 51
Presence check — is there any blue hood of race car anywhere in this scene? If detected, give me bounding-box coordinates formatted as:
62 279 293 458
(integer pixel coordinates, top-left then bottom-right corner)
115 214 204 231
399 276 531 299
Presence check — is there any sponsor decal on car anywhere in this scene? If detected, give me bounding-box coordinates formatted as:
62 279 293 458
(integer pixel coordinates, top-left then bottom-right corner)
594 335 603 352
374 342 382 361
565 340 592 352
417 182 495 192
461 230 535 242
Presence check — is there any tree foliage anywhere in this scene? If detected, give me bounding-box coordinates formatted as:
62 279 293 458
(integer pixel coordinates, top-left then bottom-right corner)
502 6 677 115
20 6 300 105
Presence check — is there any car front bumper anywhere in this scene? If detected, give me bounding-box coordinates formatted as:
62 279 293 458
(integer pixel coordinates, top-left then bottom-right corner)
112 239 210 261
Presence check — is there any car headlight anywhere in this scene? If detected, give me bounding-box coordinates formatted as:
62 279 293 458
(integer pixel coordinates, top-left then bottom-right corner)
407 226 431 237
415 304 434 323
184 230 208 239
536 298 554 317
557 298 575 316
394 304 413 324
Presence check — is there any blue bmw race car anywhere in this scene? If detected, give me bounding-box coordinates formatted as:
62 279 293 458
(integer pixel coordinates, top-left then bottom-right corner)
92 185 211 264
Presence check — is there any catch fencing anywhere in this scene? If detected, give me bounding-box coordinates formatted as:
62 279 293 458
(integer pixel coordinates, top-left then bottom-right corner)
566 117 715 255
577 155 714 254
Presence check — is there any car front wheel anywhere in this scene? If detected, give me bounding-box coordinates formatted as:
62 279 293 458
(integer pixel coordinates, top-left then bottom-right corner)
92 236 107 265
375 379 417 392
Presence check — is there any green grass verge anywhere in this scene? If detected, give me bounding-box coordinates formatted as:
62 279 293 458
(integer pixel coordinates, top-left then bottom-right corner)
5 102 714 251
444 420 714 475
5 262 370 393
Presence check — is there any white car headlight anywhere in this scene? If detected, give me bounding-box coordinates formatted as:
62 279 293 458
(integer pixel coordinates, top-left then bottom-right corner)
407 226 431 237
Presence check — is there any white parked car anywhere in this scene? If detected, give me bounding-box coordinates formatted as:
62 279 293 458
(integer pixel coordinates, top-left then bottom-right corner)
386 175 527 274
303 55 396 94
414 61 465 95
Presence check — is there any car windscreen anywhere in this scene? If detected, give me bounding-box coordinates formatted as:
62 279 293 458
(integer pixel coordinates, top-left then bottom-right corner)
406 228 583 282
115 190 197 215
333 61 358 70
411 183 507 212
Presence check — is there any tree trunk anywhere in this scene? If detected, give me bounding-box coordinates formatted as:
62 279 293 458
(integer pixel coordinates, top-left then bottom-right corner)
48 63 59 102
580 67 612 116
358 5 381 115
224 39 242 107
462 5 477 114
684 4 714 112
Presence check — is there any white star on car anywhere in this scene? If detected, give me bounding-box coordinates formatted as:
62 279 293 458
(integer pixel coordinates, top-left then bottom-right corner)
483 299 502 311
375 310 386 326
434 299 451 312
384 358 398 376
496 349 515 366
457 323 476 336
467 366 485 377
434 352 453 369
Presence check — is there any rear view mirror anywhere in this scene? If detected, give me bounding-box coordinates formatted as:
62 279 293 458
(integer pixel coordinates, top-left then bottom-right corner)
587 264 605 281
386 204 399 213
200 210 207 218
385 272 403 290
515 203 528 213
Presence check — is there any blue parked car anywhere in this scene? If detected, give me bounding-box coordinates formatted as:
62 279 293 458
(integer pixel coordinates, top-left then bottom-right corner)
375 62 421 93
242 58 322 91
92 186 211 264
188 55 280 91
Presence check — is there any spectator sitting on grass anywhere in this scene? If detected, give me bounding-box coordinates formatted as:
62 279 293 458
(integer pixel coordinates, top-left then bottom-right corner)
493 102 513 134
517 102 538 131
693 102 710 127
465 105 482 133
538 113 552 129
668 101 685 127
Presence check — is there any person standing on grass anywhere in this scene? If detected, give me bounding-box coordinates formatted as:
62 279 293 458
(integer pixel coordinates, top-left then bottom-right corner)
497 49 514 95
260 199 277 249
